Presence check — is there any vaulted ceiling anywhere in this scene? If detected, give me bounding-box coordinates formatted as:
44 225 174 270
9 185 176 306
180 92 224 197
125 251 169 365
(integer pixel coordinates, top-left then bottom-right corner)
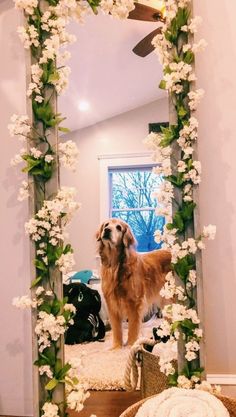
58 12 165 131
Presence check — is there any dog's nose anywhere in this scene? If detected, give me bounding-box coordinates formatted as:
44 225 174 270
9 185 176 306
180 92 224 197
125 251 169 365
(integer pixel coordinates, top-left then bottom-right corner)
103 227 111 238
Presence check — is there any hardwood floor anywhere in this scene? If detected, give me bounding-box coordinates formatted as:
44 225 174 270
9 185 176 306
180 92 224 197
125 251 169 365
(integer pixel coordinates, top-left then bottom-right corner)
69 391 141 417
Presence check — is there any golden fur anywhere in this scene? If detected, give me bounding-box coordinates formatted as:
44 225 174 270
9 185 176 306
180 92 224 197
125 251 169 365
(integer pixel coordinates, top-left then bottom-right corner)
96 218 171 348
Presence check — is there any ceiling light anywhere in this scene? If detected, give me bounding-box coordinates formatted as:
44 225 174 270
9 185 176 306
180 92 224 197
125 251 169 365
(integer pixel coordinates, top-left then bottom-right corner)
78 101 90 112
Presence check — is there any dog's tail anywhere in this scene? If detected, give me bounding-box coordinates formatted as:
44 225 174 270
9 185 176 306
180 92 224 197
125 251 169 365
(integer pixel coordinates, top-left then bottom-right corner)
158 249 172 274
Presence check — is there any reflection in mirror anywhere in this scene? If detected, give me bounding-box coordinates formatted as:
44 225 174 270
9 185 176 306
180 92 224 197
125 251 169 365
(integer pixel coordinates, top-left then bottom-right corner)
59 12 169 415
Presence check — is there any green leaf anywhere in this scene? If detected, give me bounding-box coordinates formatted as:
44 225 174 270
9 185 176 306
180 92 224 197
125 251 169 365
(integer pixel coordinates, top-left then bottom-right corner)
159 80 167 90
168 372 178 386
177 105 188 119
172 212 184 232
34 259 47 272
181 202 196 221
57 363 71 380
58 126 70 133
42 348 56 366
30 276 43 288
45 378 58 391
63 244 73 254
39 303 52 314
51 299 61 315
55 358 62 375
48 72 60 83
174 255 195 281
184 50 194 65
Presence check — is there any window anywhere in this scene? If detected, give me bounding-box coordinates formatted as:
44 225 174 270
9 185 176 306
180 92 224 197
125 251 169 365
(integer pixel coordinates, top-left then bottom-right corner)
109 166 164 252
99 153 165 252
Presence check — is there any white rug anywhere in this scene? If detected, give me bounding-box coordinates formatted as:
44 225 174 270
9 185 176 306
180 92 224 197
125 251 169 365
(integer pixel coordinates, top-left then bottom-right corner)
65 317 161 390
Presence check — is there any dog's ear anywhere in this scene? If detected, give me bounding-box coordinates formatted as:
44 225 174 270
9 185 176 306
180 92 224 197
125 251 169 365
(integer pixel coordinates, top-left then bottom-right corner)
123 225 136 248
95 222 105 241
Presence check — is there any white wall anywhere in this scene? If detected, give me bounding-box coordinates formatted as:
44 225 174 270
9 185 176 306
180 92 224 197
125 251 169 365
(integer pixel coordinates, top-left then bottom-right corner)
61 98 168 271
195 0 236 374
0 2 33 415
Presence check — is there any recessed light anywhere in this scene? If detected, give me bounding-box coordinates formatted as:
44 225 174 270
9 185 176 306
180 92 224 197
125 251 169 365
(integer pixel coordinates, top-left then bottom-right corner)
78 100 90 112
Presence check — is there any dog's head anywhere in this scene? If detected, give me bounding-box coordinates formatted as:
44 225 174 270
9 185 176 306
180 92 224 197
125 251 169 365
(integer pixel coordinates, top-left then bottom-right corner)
96 218 136 249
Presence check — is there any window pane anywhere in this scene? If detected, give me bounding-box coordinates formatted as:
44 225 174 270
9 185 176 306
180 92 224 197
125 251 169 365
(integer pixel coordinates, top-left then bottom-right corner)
111 210 165 252
110 169 162 210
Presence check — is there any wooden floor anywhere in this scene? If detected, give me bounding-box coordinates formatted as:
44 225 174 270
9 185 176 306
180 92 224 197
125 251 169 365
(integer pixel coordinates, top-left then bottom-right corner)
69 391 141 417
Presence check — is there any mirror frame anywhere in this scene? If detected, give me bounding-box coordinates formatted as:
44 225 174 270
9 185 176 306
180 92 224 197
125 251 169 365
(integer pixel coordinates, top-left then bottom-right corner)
9 0 212 415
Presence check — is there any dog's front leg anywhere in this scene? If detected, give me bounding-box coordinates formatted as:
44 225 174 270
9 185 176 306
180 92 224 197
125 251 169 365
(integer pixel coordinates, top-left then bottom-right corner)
127 304 142 346
107 307 123 349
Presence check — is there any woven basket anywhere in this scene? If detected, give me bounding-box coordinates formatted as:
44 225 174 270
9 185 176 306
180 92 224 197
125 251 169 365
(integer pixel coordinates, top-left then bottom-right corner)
140 349 170 398
140 348 177 398
119 393 236 417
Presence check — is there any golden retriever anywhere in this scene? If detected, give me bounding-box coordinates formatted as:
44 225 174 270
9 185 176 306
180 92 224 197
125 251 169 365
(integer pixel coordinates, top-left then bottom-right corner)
96 218 171 348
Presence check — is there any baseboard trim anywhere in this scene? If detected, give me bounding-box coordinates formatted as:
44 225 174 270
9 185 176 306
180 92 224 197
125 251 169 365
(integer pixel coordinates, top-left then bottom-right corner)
207 374 236 385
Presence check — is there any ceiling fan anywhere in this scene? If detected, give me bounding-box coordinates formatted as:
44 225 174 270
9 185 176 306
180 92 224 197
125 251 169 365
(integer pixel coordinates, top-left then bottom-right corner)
128 2 165 57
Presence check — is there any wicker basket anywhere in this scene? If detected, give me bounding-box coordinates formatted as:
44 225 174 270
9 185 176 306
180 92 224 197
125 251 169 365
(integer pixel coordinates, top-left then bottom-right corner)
119 393 236 417
140 349 170 398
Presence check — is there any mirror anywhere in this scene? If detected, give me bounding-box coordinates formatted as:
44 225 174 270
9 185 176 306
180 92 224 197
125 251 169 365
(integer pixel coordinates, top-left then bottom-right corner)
59 12 169 415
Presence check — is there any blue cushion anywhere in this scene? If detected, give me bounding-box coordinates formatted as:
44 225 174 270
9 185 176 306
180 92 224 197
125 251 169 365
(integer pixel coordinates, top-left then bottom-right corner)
70 270 93 284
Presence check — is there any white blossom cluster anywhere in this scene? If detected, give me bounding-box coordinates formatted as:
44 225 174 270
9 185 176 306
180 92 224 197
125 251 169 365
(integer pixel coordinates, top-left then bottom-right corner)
59 140 79 171
41 402 60 417
18 180 30 202
25 187 80 245
100 0 134 19
35 311 66 352
8 114 31 141
65 357 90 412
160 271 186 301
56 252 76 275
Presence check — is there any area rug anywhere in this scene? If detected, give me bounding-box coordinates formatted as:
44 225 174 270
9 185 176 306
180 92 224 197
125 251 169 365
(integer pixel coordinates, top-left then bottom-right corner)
65 317 161 390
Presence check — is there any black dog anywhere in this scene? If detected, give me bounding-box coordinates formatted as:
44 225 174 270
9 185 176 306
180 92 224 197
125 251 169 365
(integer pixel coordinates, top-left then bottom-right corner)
64 282 106 345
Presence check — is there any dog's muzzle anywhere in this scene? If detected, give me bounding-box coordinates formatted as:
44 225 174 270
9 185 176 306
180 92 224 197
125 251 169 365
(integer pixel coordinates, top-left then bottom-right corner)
102 227 111 240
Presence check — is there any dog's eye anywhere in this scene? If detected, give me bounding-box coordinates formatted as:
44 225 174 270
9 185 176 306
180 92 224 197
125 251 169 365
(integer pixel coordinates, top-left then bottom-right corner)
116 225 122 231
104 223 109 228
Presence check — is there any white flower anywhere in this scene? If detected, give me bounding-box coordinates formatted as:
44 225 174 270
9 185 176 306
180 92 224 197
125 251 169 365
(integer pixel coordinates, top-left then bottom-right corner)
188 89 205 111
66 389 90 412
8 114 31 140
35 311 66 351
45 155 54 163
14 0 38 15
202 224 216 240
194 328 203 338
64 303 76 314
185 350 197 361
39 365 53 378
12 295 36 309
56 252 75 275
30 147 42 159
35 286 45 296
192 39 207 53
188 270 197 286
18 180 29 202
188 16 202 33
59 140 79 171
177 375 192 389
41 402 59 417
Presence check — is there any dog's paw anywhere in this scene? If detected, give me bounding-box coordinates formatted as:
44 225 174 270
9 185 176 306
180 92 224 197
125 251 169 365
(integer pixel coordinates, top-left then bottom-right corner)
109 343 123 350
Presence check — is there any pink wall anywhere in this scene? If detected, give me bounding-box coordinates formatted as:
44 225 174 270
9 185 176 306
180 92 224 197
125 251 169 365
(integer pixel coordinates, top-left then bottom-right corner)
195 0 236 373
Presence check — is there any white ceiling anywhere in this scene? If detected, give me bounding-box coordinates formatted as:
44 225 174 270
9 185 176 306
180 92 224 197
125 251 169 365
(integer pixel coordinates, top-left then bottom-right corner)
58 12 166 131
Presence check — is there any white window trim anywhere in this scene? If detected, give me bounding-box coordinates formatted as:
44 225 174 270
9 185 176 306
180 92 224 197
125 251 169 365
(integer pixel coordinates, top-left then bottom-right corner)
98 152 154 223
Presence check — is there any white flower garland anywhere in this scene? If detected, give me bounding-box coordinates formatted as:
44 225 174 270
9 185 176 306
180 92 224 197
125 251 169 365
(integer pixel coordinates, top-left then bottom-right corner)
144 0 216 388
10 0 135 414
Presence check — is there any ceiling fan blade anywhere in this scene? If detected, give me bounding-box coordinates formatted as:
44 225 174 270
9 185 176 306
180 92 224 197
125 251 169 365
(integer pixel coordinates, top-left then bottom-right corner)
133 27 162 57
128 2 164 22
